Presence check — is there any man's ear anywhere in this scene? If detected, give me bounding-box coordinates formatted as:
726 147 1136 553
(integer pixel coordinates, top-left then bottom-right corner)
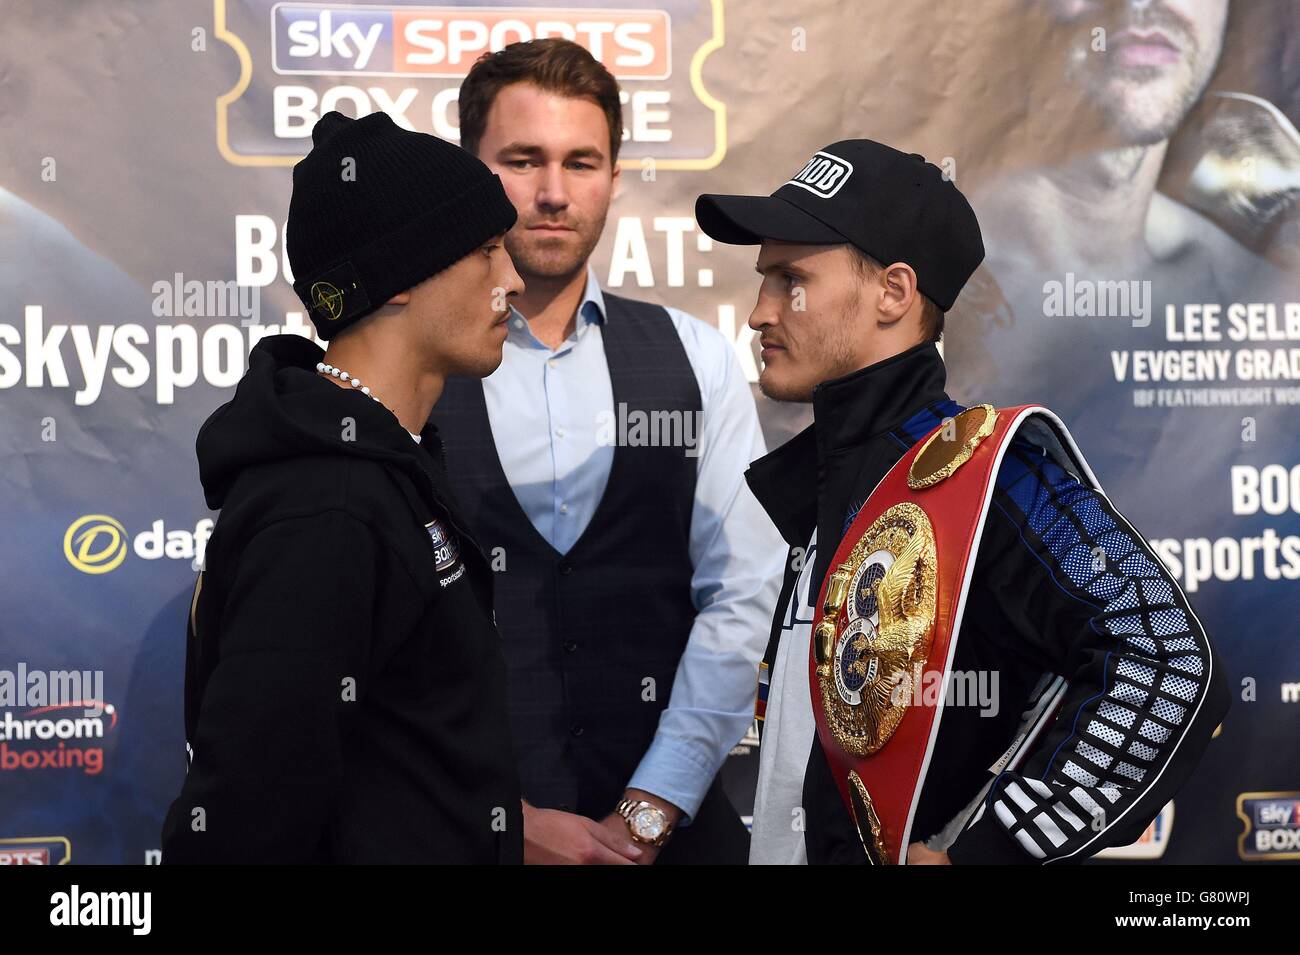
385 290 412 307
878 262 918 323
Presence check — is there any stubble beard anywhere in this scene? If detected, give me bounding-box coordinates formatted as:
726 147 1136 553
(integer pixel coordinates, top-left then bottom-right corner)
759 294 863 404
505 212 607 284
1062 5 1219 148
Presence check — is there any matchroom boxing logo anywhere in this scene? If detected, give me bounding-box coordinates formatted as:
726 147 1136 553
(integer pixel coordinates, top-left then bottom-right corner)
0 702 119 776
64 514 214 574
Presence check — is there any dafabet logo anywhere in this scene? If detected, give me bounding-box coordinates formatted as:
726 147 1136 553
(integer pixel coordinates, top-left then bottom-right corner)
64 515 214 574
63 515 128 574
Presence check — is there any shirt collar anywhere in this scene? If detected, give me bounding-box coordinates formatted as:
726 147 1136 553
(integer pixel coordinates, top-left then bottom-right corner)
505 265 606 349
577 264 607 326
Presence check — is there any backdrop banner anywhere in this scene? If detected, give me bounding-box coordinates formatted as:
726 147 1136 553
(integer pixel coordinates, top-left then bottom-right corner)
1 0 1295 865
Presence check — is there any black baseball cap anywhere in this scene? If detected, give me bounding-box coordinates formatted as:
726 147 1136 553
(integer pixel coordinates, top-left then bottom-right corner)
695 139 984 311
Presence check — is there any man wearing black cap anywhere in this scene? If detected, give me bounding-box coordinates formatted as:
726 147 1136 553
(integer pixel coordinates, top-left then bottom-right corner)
161 110 526 863
697 140 1228 864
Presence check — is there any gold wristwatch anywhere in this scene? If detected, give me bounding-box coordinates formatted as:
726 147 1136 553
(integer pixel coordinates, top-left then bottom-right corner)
615 798 672 846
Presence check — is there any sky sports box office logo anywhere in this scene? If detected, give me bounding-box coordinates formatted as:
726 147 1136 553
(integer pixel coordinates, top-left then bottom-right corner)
272 3 670 77
215 0 726 167
1237 792 1300 860
0 838 72 865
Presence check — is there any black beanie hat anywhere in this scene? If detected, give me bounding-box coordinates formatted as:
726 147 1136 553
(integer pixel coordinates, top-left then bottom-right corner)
287 110 518 340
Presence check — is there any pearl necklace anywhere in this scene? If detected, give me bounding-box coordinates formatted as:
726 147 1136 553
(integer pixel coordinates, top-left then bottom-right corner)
316 361 422 441
316 361 381 404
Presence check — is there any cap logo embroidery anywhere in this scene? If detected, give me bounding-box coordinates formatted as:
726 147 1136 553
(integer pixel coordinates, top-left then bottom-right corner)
310 281 345 321
784 150 854 199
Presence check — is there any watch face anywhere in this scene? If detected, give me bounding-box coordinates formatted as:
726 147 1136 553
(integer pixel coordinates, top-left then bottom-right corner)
631 806 666 841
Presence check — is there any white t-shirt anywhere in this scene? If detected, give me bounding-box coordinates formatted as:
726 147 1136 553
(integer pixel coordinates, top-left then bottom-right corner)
749 530 818 865
407 431 422 444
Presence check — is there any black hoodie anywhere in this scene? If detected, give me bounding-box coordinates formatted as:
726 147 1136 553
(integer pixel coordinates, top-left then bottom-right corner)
161 334 523 864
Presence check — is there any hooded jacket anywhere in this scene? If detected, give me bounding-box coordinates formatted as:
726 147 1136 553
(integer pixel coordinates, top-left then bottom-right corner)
161 334 522 864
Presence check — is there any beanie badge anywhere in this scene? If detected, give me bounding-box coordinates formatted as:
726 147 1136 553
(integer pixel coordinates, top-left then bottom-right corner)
301 260 372 329
310 281 345 321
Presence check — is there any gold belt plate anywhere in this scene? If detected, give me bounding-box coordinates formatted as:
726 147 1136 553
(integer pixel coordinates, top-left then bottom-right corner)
815 502 937 757
907 403 998 490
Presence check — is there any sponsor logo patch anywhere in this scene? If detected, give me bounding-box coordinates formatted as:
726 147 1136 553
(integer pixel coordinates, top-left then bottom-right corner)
425 516 461 573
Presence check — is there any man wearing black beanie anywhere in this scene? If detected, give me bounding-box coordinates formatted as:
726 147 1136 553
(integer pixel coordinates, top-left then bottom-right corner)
161 110 527 863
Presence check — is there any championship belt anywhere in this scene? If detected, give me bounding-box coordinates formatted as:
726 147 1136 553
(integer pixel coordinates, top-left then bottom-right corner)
807 403 1100 864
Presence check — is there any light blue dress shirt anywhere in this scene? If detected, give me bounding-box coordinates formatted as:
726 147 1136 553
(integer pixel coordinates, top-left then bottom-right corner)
481 266 785 822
